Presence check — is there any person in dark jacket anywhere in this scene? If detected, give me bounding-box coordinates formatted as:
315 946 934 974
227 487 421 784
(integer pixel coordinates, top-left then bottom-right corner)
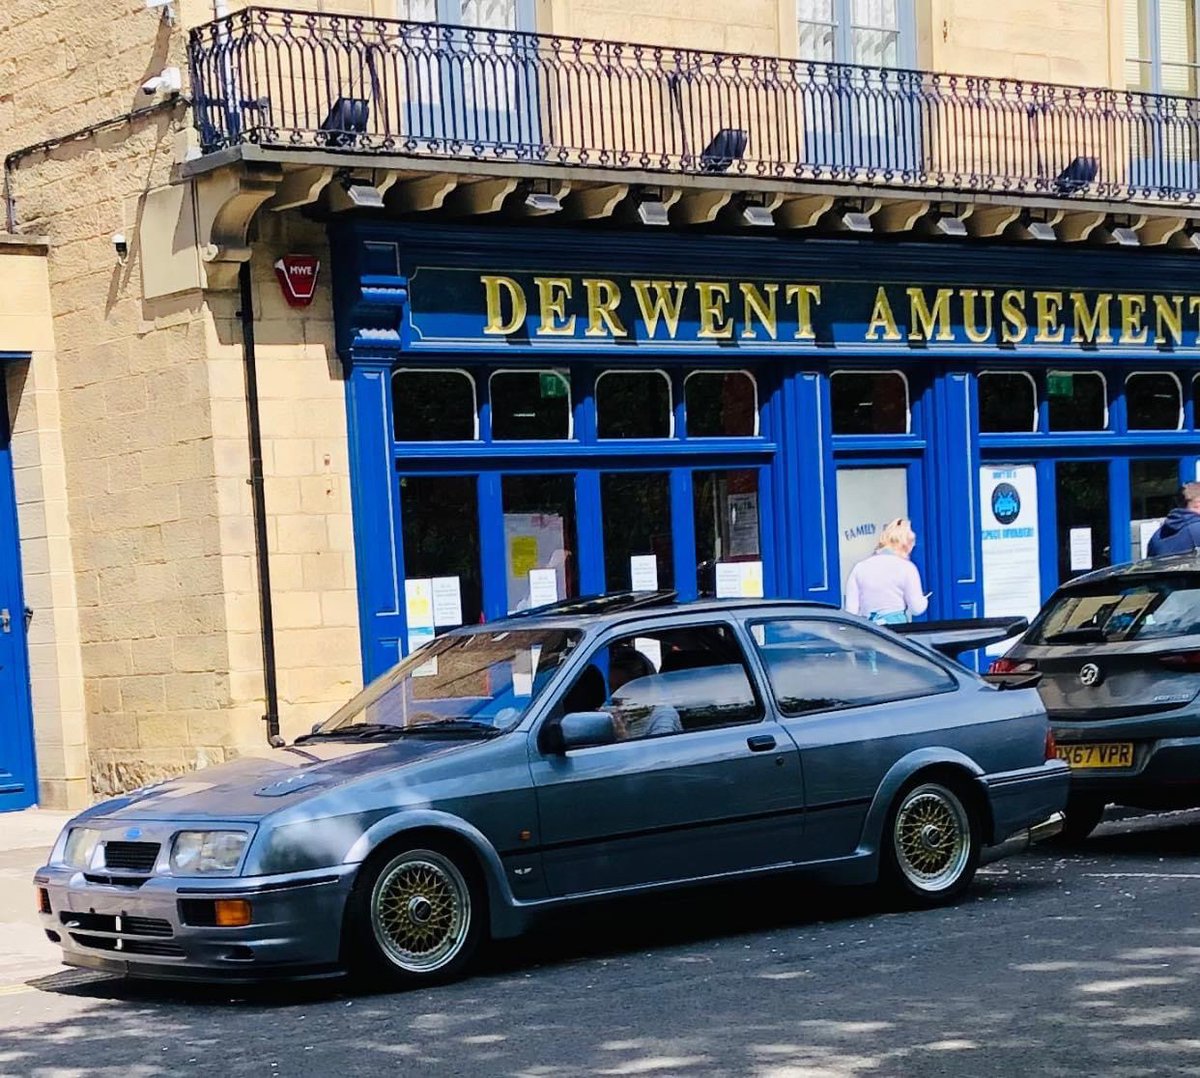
1147 482 1200 557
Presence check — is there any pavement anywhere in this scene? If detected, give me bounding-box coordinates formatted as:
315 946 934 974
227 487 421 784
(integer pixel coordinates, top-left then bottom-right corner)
1 807 1199 1076
0 808 71 989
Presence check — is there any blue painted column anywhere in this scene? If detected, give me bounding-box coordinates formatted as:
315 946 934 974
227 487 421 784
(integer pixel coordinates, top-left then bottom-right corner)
345 354 406 681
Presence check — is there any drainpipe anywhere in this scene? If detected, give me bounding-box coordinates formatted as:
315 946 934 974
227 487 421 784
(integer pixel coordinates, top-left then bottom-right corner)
237 261 282 745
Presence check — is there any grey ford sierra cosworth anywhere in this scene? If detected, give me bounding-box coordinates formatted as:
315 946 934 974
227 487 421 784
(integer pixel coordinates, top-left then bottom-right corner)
35 595 1068 988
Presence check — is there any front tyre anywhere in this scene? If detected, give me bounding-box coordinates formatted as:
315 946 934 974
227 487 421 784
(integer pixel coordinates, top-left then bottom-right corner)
882 780 980 908
347 845 482 988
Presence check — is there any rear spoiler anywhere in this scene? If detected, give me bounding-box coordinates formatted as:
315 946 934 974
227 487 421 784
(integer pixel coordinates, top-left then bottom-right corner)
891 617 1029 659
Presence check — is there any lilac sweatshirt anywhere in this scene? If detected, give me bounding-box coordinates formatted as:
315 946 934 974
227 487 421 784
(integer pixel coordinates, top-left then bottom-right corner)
843 551 929 619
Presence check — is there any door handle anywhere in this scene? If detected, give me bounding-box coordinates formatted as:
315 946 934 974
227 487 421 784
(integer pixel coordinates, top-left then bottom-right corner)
747 734 776 752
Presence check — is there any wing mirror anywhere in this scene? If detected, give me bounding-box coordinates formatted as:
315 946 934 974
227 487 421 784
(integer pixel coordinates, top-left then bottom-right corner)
558 711 616 752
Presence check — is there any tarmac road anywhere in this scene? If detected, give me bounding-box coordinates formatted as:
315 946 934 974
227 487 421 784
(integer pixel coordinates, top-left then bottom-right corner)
1 808 1199 1077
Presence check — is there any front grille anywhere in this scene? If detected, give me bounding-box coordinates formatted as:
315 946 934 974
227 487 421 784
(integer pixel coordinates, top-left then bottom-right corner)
63 911 181 957
102 841 160 873
61 912 173 937
83 873 149 888
69 933 185 958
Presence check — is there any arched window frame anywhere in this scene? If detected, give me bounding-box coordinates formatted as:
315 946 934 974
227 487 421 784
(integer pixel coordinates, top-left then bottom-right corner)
978 370 1038 434
594 368 675 440
1125 370 1183 432
682 369 760 438
830 368 911 435
391 367 479 442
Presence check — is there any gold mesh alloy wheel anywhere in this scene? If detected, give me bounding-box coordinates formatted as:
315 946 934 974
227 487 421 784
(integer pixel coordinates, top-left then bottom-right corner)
892 783 972 893
369 849 471 974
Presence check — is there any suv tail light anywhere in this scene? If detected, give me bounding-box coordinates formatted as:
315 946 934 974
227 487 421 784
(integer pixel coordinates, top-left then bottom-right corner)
1045 727 1058 761
1158 651 1200 670
988 658 1037 674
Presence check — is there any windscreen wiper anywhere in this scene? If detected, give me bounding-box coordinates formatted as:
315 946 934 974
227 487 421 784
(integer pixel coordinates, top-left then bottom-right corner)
294 723 406 744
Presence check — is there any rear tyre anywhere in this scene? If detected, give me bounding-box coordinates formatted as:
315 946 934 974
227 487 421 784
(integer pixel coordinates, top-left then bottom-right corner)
345 843 483 989
882 779 980 908
1053 799 1106 846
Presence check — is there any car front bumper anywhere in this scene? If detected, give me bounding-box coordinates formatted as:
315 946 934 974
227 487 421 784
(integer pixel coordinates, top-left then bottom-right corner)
34 863 358 982
1050 731 1200 807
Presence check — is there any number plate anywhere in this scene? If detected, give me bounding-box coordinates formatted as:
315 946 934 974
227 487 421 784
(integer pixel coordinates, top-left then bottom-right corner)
1056 742 1134 769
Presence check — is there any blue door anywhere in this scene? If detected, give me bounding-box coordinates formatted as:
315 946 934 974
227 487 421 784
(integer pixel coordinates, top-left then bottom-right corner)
0 370 37 810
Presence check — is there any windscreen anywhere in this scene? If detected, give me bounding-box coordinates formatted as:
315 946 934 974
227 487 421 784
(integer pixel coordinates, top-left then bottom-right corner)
314 628 581 736
1026 576 1200 645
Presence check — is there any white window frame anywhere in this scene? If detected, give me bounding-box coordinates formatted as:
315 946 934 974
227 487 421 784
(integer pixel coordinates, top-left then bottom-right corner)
392 367 479 442
594 369 674 440
1124 0 1200 94
1126 370 1184 431
830 368 911 435
978 370 1038 434
796 0 917 67
1046 369 1109 432
488 368 574 441
683 369 761 439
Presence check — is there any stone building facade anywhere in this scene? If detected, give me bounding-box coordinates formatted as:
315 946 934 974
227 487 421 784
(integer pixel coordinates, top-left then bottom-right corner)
0 0 1194 809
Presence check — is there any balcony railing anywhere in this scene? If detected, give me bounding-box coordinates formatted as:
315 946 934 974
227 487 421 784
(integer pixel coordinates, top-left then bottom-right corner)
189 7 1200 203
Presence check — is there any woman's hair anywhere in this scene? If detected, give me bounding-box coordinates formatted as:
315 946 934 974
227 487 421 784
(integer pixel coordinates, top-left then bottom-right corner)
877 517 916 554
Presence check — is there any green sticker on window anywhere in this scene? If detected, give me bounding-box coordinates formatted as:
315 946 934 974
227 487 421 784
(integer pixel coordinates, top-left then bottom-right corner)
1047 372 1074 397
539 372 566 399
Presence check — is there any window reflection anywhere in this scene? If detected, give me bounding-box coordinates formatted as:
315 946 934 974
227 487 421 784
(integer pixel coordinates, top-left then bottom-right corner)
685 371 758 437
979 371 1037 433
489 370 571 440
1047 371 1107 431
831 371 909 434
596 370 671 439
693 470 762 598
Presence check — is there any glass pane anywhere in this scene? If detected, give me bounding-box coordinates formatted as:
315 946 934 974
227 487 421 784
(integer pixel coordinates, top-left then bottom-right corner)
694 470 762 598
752 618 955 716
1124 0 1151 65
400 475 482 630
601 473 674 591
1055 461 1111 582
979 372 1037 433
1125 59 1154 91
852 27 899 66
393 370 476 441
398 0 438 19
490 370 571 440
836 467 909 594
1127 373 1182 430
685 371 757 437
798 0 835 19
595 371 671 439
1047 371 1107 431
1130 459 1180 558
798 21 836 61
831 371 909 434
460 0 517 28
852 0 898 29
502 474 579 612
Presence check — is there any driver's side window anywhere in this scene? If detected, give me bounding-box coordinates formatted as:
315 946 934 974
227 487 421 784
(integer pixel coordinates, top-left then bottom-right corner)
555 623 761 743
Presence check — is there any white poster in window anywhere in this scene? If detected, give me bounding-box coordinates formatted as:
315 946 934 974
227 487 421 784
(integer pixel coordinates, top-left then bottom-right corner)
630 554 659 592
404 578 435 630
836 468 909 593
528 567 560 609
1069 527 1093 571
1133 519 1163 560
431 576 463 627
727 492 760 558
739 560 764 597
504 513 567 612
634 637 663 671
979 466 1040 655
714 562 742 598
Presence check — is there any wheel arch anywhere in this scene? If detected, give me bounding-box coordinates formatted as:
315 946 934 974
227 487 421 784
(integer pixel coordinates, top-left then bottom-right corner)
856 748 993 867
344 810 525 939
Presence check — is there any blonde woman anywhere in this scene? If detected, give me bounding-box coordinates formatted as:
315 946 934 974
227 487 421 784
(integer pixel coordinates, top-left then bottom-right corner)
843 518 930 625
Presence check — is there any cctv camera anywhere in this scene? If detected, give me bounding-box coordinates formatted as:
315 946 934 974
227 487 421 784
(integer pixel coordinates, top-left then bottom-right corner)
112 234 128 261
141 66 182 96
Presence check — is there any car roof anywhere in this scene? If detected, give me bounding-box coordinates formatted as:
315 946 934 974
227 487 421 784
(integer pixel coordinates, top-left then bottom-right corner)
456 591 837 633
1058 552 1200 589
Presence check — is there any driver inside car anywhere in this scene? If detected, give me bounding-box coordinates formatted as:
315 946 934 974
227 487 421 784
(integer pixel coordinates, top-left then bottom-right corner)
605 644 683 740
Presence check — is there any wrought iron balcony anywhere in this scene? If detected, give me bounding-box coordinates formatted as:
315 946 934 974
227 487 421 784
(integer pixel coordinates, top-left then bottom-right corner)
189 7 1200 204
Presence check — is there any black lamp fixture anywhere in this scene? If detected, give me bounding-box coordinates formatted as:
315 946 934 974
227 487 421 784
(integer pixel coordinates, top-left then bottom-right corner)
338 171 384 209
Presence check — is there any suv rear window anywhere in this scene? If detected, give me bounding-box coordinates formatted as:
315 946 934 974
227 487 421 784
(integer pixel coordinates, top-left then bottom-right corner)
1026 575 1200 644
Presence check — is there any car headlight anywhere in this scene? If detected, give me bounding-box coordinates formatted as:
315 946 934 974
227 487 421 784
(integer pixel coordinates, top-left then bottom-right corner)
170 831 249 875
62 827 102 869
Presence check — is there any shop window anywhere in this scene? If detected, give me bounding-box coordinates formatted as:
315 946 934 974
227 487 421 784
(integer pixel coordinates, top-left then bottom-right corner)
1055 461 1111 580
750 618 955 717
392 369 477 442
693 470 763 598
1130 459 1181 557
399 474 483 631
489 370 571 440
502 474 579 612
1046 371 1108 432
684 371 758 438
979 372 1037 433
831 371 909 435
595 370 672 439
600 472 674 591
1126 372 1182 431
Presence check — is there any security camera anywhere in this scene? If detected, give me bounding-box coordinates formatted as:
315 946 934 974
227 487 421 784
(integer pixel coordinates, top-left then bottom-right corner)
141 66 182 96
112 233 128 262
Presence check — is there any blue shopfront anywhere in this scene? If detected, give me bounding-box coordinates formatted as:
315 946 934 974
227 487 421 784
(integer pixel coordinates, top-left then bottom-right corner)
331 223 1200 679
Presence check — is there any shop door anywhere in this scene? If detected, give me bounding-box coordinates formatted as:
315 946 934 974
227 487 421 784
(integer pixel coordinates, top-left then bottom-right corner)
1054 461 1112 584
834 464 926 603
0 375 36 810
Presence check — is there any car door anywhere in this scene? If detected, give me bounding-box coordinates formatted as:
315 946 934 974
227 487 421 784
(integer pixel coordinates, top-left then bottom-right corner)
527 619 804 897
746 615 963 862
